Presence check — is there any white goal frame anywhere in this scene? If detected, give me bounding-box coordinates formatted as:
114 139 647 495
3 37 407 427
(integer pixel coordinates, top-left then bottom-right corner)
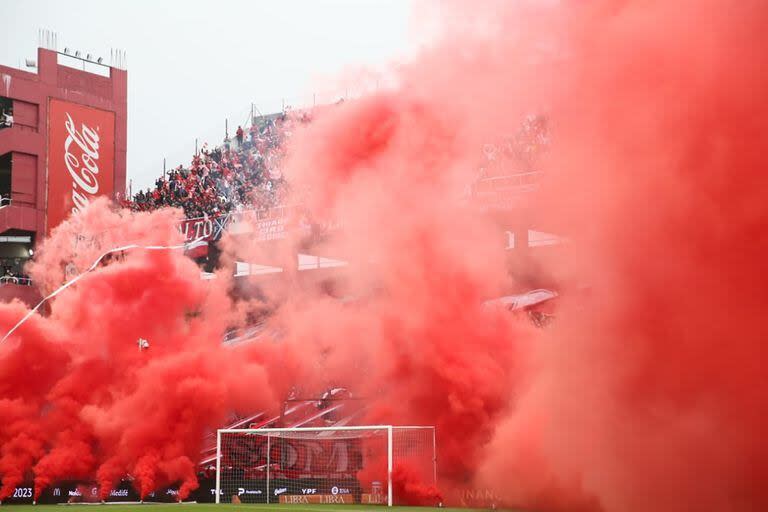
215 425 436 507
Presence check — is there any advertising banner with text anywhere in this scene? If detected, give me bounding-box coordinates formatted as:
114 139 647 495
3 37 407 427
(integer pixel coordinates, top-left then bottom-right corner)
47 98 115 232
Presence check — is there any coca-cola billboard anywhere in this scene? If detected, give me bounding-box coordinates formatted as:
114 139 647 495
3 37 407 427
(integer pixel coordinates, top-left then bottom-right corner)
47 99 115 232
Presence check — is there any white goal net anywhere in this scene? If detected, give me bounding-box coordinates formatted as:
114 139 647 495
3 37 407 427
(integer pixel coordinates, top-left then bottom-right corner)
215 426 436 506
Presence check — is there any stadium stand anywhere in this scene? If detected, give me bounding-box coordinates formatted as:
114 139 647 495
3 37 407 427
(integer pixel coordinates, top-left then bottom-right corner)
121 111 310 219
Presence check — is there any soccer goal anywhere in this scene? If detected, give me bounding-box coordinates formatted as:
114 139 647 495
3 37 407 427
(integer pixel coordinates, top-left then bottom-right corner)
215 425 436 506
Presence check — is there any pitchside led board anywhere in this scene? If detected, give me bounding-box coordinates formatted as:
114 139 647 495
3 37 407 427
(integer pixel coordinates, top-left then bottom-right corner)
47 98 116 233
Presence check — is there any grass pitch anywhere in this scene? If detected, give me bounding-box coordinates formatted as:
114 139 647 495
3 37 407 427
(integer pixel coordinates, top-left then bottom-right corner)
3 505 495 512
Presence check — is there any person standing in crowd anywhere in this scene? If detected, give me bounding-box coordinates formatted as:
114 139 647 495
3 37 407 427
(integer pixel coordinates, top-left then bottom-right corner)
1 109 13 128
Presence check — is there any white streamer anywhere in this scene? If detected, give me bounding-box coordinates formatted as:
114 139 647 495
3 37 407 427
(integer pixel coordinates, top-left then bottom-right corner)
1 237 205 343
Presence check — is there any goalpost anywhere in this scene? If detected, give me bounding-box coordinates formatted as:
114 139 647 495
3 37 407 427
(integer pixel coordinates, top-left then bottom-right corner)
215 425 436 506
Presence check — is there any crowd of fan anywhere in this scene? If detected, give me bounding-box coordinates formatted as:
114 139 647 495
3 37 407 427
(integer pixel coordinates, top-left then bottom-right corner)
123 109 545 219
478 114 549 178
122 111 308 219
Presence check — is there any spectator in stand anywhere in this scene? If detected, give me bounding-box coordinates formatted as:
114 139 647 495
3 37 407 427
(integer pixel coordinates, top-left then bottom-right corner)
1 109 13 128
122 110 297 220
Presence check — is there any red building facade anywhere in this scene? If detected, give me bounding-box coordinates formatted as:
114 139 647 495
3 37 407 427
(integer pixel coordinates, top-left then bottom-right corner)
0 46 126 277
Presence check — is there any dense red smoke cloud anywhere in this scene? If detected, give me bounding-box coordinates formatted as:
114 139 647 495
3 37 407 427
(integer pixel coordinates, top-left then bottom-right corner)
0 204 287 501
1 0 767 510
265 1 768 509
473 1 768 511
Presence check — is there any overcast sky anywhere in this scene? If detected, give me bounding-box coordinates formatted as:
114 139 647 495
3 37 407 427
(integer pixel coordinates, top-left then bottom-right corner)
1 0 419 191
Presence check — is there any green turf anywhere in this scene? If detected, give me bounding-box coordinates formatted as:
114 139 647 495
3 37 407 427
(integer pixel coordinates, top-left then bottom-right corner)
0 506 495 512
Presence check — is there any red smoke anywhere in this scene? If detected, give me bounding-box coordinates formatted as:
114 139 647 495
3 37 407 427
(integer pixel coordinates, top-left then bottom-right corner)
475 1 768 511
0 204 283 501
2 0 767 510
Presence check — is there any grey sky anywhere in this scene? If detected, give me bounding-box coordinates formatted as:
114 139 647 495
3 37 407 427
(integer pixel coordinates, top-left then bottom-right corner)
1 0 418 191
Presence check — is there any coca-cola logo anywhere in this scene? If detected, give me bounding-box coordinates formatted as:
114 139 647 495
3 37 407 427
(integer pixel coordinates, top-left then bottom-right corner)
64 112 101 214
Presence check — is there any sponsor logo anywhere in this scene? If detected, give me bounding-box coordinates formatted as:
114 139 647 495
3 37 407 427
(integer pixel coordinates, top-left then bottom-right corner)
209 489 224 495
166 489 179 495
53 488 61 497
321 495 349 504
91 487 98 496
331 486 351 495
273 487 288 496
47 99 115 232
279 494 354 505
301 488 317 494
282 495 309 504
237 488 262 496
68 490 82 497
63 112 102 215
110 489 129 497
363 493 387 504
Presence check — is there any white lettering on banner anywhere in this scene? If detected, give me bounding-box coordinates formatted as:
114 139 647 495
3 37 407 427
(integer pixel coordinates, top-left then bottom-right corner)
283 495 309 504
53 488 61 497
274 487 288 496
178 216 220 242
68 490 82 497
301 488 317 494
176 208 330 245
303 442 324 472
63 112 101 214
254 217 287 242
328 442 349 472
12 487 33 498
110 489 129 497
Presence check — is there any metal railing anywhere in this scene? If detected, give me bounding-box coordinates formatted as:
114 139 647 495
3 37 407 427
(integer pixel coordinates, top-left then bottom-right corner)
471 171 542 195
0 276 32 286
